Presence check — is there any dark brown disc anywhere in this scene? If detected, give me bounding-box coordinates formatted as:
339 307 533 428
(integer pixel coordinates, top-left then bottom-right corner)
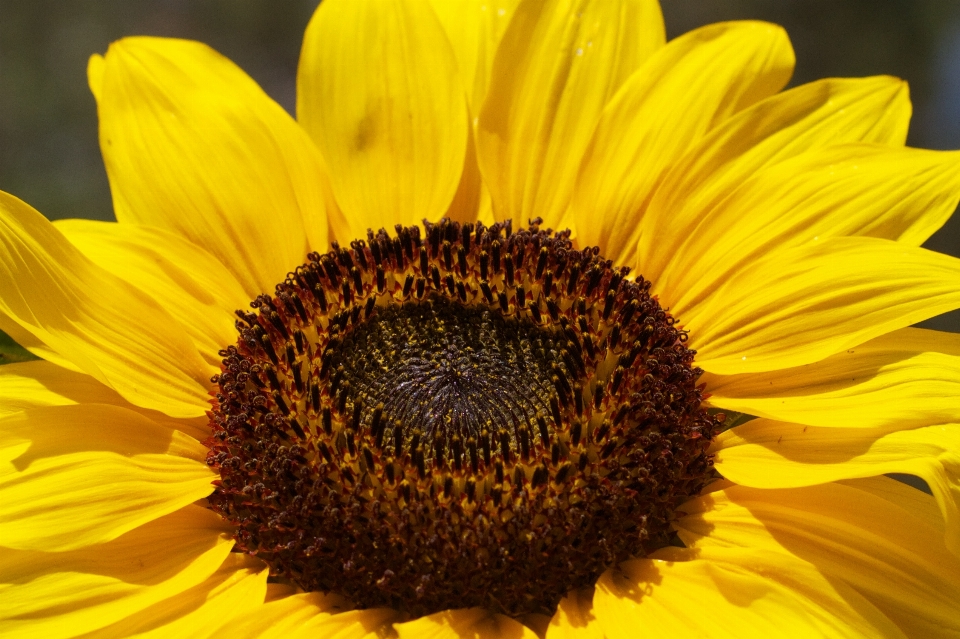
204 218 719 617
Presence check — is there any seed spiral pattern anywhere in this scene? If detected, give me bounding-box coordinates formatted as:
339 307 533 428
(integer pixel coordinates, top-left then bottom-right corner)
205 218 719 617
334 300 561 466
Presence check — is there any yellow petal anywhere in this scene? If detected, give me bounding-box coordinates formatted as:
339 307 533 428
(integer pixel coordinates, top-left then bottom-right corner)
210 591 347 634
289 609 399 639
0 314 80 372
0 404 214 551
0 191 211 417
638 76 910 284
1 313 130 385
705 327 960 430
593 546 901 638
546 588 603 639
77 554 266 639
687 236 960 375
0 506 235 639
428 0 521 115
87 50 105 101
863 473 946 533
214 594 397 639
129 561 268 639
0 360 210 440
476 0 664 227
395 608 539 639
662 145 960 313
573 20 794 264
677 479 960 637
298 0 467 237
0 360 120 417
713 419 960 555
443 124 485 224
0 401 208 470
94 37 329 297
56 219 249 368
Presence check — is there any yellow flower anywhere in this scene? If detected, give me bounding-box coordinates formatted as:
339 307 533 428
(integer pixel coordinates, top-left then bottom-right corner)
2 0 960 636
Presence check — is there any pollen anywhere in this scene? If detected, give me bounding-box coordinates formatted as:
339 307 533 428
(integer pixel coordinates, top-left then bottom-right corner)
204 218 719 617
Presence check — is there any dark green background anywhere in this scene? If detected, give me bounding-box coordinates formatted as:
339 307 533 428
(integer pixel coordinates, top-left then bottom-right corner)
2 0 959 332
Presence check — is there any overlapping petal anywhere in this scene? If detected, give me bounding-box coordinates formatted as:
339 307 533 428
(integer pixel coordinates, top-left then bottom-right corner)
92 37 329 297
0 360 209 439
0 361 121 417
573 20 794 263
547 589 603 639
688 236 960 374
298 0 468 238
428 0 521 116
395 608 539 639
0 506 234 639
0 404 214 551
0 314 78 371
214 593 397 639
443 127 488 224
637 76 910 283
55 219 249 367
661 145 960 313
476 0 664 227
705 327 960 429
0 192 211 417
425 0 522 225
104 557 268 639
591 545 899 638
713 419 960 554
68 556 265 639
677 479 960 637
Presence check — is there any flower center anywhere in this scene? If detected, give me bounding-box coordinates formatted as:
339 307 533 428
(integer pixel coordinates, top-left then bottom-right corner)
204 219 719 617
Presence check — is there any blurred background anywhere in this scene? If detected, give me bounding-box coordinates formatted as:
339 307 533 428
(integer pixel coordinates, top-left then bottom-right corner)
2 0 960 333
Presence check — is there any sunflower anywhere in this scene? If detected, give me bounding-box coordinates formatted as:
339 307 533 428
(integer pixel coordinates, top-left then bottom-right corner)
2 0 960 636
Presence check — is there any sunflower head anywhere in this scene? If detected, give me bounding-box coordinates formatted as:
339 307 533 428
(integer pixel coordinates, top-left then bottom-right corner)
205 218 719 616
3 0 960 636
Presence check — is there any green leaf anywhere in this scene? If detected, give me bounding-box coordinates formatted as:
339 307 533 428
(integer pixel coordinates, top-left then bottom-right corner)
0 329 39 365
